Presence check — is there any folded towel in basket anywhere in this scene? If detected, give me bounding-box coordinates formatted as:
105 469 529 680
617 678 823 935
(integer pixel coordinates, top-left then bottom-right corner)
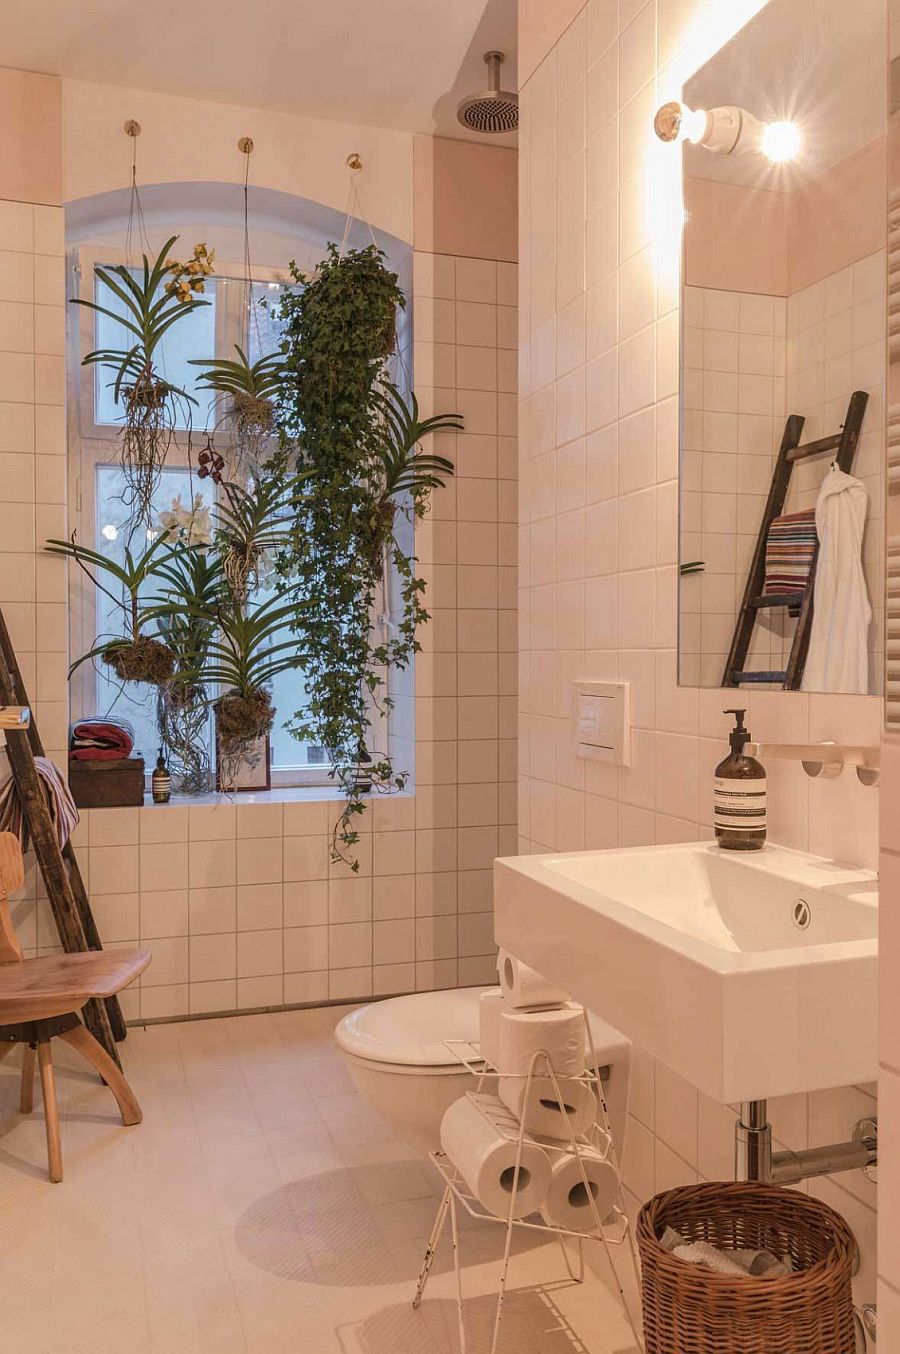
660 1226 792 1278
70 718 135 761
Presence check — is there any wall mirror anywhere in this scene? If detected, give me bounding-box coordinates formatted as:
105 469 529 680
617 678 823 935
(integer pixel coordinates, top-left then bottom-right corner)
675 0 887 695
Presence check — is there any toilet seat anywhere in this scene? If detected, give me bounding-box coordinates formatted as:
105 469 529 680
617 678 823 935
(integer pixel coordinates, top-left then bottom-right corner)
335 986 493 1072
334 986 629 1071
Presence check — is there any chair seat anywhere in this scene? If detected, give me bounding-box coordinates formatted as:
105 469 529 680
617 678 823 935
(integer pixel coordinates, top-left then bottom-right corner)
0 948 150 1023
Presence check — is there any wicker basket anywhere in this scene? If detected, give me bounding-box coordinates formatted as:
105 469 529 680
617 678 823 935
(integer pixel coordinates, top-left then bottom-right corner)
636 1181 857 1354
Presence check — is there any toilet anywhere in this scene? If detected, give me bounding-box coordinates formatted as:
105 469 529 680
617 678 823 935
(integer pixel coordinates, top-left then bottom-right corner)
335 986 632 1158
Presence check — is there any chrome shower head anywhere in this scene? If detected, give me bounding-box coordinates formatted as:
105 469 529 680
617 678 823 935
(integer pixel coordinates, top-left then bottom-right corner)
457 51 518 134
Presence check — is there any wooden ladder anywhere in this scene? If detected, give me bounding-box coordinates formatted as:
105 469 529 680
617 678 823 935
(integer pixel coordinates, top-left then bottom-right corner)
0 604 125 1064
722 390 869 691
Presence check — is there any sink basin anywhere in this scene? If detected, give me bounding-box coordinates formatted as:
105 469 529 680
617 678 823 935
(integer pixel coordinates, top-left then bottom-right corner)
494 842 877 1103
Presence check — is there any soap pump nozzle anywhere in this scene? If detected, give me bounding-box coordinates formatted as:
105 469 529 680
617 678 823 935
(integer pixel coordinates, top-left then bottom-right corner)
723 707 750 755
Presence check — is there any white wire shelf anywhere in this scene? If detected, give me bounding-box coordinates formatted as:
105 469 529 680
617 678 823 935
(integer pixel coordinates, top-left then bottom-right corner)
412 1014 645 1353
427 1147 631 1247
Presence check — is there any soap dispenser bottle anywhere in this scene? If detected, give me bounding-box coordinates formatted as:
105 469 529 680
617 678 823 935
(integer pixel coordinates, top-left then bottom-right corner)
715 709 766 850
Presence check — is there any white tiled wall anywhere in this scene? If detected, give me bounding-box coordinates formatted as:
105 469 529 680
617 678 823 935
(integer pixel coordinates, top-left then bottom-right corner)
518 0 881 1304
0 200 68 767
7 248 514 1022
681 285 787 684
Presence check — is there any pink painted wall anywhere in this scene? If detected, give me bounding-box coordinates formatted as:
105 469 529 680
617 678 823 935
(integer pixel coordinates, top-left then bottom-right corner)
0 68 62 206
685 176 788 295
414 136 517 262
788 136 887 293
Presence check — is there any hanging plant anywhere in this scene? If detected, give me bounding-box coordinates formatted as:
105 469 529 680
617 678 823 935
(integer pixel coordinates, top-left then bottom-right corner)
160 589 302 789
149 464 308 789
147 545 223 793
274 243 461 866
71 236 214 527
213 464 307 603
45 531 177 685
190 345 287 480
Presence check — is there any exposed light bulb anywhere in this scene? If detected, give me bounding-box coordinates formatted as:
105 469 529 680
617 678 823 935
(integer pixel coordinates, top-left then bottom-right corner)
681 106 709 145
101 523 118 541
760 120 801 163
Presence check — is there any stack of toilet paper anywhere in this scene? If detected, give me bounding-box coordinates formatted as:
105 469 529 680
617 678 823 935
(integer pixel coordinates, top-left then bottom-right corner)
438 950 619 1233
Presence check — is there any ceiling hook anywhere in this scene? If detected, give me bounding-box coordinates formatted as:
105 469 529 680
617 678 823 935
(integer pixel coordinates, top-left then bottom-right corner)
238 136 254 155
346 152 363 171
123 119 141 138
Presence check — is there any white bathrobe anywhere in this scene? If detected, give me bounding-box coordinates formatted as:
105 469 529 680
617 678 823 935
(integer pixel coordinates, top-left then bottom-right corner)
802 467 871 694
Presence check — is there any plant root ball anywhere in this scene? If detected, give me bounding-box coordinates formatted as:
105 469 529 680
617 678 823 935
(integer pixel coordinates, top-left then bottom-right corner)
104 636 176 686
231 392 275 433
215 688 274 751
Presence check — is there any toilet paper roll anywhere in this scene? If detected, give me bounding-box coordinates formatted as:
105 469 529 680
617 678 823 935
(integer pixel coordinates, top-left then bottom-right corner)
499 1074 598 1141
478 988 505 1068
440 1094 552 1220
498 949 569 1009
540 1147 620 1233
498 1006 587 1079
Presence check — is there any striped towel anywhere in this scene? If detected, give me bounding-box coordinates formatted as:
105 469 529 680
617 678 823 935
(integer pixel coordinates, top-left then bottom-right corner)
764 508 817 596
0 757 80 852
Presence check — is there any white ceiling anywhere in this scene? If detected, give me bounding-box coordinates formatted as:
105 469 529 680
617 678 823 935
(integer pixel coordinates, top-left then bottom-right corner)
0 0 517 143
684 0 885 190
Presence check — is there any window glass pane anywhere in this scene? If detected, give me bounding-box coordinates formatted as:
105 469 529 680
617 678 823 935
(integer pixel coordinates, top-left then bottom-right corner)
247 582 328 772
93 270 216 429
92 463 214 762
247 281 289 364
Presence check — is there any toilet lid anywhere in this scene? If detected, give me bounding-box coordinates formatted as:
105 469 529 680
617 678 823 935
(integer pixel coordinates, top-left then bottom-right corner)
335 987 495 1067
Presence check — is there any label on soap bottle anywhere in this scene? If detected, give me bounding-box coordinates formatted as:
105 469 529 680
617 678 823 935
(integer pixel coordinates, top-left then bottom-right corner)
714 777 767 833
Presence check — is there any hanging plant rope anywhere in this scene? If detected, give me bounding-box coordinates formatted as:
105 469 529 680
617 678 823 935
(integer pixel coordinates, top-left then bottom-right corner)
123 119 152 270
187 137 286 484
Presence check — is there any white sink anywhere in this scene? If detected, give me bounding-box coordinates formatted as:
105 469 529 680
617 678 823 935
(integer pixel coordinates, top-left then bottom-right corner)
494 842 877 1104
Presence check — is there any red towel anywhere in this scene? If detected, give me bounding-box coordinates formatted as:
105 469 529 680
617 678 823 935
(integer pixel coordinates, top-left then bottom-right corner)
70 720 135 761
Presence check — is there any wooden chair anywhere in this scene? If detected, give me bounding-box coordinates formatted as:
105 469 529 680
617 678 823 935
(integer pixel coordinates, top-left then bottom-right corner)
0 832 150 1182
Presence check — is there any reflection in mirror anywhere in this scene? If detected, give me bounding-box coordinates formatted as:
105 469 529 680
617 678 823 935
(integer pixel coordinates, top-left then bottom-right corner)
676 0 887 695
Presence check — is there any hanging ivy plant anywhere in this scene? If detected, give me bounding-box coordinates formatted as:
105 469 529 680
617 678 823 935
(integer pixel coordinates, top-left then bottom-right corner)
274 243 461 866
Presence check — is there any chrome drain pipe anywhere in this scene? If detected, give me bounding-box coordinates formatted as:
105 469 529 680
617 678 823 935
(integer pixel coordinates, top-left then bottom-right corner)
736 1101 877 1185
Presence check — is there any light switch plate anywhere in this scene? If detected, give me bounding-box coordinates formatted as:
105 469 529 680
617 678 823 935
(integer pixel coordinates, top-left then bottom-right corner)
572 679 631 765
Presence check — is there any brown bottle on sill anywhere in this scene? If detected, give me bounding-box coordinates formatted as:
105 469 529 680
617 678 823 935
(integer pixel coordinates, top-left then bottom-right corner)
714 708 766 851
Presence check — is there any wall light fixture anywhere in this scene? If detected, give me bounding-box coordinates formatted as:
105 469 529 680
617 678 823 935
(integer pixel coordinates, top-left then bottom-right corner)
654 100 801 163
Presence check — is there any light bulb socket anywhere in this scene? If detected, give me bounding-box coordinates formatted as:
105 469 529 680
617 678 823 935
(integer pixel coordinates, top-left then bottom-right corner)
654 101 684 143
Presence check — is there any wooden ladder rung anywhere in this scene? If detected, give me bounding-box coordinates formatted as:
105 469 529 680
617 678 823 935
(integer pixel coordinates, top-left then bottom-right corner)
730 671 788 684
749 593 806 610
786 433 843 462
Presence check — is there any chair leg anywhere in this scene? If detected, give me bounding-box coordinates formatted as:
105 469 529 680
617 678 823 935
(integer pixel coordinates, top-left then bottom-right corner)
59 1023 142 1127
36 1043 62 1183
19 1043 35 1114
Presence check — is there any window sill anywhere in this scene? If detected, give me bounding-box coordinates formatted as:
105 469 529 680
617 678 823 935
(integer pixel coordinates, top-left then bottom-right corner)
140 785 414 808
